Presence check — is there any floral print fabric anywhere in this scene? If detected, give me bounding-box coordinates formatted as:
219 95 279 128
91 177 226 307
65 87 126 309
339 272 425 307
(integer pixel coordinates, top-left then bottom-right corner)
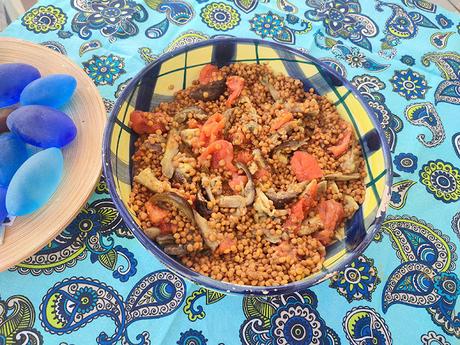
1 0 460 344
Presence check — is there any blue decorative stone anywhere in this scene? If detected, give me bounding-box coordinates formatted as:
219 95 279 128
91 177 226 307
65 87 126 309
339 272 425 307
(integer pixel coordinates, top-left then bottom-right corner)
6 147 64 216
20 74 77 108
0 186 7 223
0 63 41 108
0 132 28 187
7 105 77 148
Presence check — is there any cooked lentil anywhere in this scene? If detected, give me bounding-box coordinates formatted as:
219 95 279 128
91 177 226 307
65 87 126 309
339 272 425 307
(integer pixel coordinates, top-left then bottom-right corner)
129 63 366 286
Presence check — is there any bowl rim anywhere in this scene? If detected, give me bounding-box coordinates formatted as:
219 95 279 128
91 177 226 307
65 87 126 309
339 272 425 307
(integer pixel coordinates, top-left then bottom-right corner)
103 37 393 295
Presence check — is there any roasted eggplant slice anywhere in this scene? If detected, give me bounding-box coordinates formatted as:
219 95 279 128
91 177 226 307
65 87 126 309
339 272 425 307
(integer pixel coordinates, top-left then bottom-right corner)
190 79 226 101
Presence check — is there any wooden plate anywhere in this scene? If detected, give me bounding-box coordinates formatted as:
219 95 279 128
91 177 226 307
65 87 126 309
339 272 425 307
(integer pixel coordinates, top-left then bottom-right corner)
0 38 106 271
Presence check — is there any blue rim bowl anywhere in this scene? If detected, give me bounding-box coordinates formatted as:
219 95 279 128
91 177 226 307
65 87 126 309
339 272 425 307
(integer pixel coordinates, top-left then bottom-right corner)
103 38 392 295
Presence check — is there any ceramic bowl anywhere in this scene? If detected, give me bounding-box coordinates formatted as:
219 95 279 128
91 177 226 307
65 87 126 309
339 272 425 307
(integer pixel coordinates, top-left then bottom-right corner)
103 38 392 295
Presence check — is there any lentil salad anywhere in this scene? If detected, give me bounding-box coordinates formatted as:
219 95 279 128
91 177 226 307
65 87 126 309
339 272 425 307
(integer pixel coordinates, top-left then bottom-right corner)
128 63 366 287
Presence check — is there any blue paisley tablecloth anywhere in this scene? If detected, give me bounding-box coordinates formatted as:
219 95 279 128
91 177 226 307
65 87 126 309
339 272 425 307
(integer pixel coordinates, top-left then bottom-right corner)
1 0 460 344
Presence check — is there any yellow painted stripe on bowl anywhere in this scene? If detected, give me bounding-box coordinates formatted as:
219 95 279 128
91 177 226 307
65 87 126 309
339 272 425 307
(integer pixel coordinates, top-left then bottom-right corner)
183 65 205 88
363 185 378 219
111 123 120 153
345 94 374 134
258 47 289 72
159 54 186 76
187 46 213 66
323 249 346 267
325 90 340 105
154 70 185 97
236 43 257 60
298 63 320 79
118 180 132 204
367 150 385 179
257 45 280 59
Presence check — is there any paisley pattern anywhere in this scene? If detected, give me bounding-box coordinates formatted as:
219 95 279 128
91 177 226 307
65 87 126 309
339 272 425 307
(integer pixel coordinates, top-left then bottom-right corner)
2 1 460 344
201 2 240 31
314 30 389 72
144 0 194 39
381 216 459 337
39 40 67 55
9 197 136 281
342 307 392 344
405 102 445 148
71 0 148 42
305 0 378 51
183 288 226 321
421 331 452 345
451 212 460 241
39 270 186 344
389 180 416 210
177 329 208 345
249 11 311 45
329 255 381 302
79 40 102 56
82 54 126 86
239 291 340 344
430 32 454 50
419 160 460 203
351 74 403 152
422 52 460 105
0 295 43 344
21 5 67 33
390 68 430 100
393 152 418 173
376 1 438 59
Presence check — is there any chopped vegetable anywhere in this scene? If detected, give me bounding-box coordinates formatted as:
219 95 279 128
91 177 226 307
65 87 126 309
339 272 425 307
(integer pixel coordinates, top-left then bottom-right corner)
130 110 165 135
190 79 226 101
160 129 179 179
158 222 176 235
134 167 171 193
199 64 218 84
199 113 225 147
316 199 344 245
215 237 237 255
290 151 323 182
271 111 293 131
188 119 200 129
254 168 270 181
198 139 237 172
235 150 253 164
226 76 245 107
145 202 169 225
328 127 352 158
229 173 248 192
274 241 297 262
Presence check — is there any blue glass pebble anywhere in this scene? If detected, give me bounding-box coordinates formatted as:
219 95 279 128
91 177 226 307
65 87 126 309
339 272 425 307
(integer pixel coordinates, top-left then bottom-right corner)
0 186 7 223
6 147 64 216
0 132 28 187
20 74 77 108
7 105 77 148
0 63 41 108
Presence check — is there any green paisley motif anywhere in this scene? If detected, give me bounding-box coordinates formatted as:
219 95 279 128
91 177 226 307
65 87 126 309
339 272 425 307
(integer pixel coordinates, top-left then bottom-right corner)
201 3 241 31
419 160 460 203
0 295 42 344
21 5 67 34
183 288 226 321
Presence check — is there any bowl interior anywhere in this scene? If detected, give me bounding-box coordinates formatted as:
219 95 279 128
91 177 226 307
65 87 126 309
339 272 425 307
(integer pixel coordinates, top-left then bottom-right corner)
105 39 391 294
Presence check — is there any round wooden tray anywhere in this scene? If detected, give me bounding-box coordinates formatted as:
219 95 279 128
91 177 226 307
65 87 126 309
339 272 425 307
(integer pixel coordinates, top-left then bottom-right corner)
0 38 106 271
